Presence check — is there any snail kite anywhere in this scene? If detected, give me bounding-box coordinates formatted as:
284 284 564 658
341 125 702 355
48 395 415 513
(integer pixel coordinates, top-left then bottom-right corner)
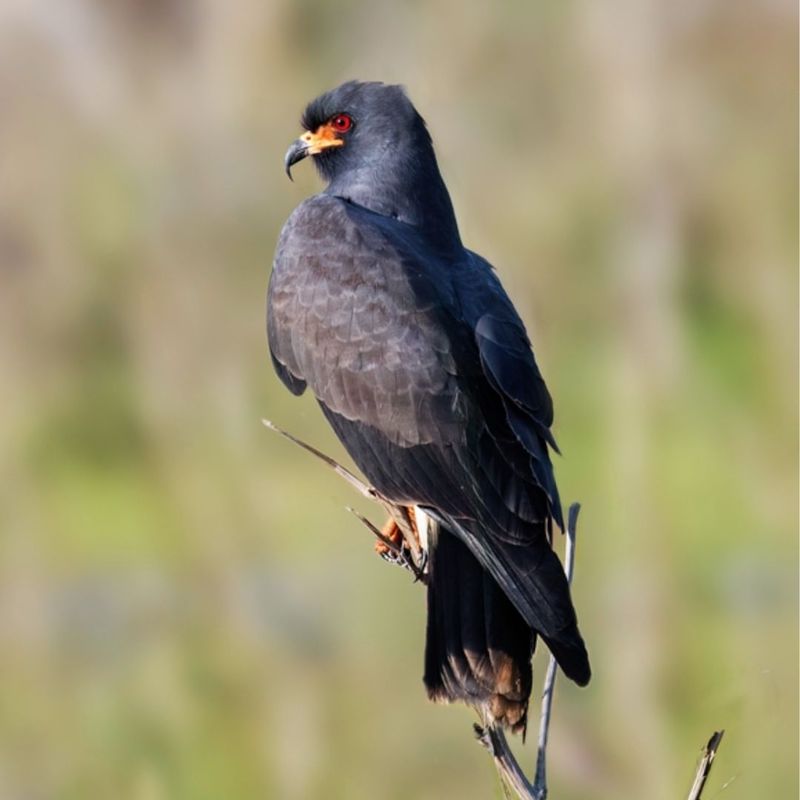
268 81 590 732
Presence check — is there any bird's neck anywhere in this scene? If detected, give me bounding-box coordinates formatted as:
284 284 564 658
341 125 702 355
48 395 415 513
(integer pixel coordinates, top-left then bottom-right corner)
325 143 462 254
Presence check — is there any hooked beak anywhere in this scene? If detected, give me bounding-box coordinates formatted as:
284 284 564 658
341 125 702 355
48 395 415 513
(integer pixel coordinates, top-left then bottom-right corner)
284 139 308 181
283 124 346 180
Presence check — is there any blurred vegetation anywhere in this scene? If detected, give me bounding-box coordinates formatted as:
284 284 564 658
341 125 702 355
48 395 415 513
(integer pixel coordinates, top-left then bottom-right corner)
0 1 796 798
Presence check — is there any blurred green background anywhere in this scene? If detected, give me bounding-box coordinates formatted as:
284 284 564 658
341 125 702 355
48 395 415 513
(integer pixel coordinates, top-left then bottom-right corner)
0 1 796 798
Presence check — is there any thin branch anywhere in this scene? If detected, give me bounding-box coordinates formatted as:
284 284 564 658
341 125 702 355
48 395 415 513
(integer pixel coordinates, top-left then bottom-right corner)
262 419 426 574
474 504 580 800
346 506 404 556
687 731 725 800
474 724 536 799
262 419 378 501
531 503 580 799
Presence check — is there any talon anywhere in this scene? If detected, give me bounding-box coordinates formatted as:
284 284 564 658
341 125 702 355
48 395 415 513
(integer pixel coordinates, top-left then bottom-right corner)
379 549 403 567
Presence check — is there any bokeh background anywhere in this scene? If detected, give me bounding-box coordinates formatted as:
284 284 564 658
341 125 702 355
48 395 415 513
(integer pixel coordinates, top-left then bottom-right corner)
1 1 797 798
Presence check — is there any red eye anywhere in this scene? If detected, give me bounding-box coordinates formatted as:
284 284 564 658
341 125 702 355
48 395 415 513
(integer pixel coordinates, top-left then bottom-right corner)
331 114 352 132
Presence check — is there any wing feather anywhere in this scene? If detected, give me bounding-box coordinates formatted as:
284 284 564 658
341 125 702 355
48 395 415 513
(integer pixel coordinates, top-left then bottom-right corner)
268 195 464 447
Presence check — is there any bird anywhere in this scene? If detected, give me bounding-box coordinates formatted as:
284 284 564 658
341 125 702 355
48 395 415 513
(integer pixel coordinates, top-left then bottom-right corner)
267 80 590 733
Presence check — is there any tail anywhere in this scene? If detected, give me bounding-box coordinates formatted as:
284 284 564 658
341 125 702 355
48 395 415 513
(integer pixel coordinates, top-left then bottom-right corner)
437 512 592 688
423 523 535 733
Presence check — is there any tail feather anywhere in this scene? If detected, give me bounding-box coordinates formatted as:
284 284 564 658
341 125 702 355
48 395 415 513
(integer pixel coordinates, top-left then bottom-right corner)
424 509 591 687
424 523 534 733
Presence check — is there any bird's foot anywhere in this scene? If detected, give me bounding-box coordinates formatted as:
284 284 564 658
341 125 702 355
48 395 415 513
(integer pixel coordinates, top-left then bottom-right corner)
374 517 405 558
375 515 427 581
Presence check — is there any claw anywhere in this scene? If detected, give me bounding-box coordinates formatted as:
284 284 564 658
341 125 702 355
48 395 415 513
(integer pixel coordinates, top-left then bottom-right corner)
350 507 427 583
379 544 424 579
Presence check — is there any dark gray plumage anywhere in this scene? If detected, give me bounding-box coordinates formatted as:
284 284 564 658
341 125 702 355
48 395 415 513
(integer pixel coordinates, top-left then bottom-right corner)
268 81 589 731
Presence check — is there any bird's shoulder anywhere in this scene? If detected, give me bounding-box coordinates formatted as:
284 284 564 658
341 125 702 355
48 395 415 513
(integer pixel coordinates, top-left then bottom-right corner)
276 194 455 291
271 193 461 345
276 194 367 255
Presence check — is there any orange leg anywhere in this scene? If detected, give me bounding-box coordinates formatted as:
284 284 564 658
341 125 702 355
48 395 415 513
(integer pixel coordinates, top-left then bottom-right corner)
374 507 421 556
374 516 404 556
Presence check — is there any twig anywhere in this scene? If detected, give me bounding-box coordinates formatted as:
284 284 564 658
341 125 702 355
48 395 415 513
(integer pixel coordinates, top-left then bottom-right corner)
473 504 580 800
262 419 426 575
262 419 377 500
687 731 725 800
530 503 580 799
474 724 536 798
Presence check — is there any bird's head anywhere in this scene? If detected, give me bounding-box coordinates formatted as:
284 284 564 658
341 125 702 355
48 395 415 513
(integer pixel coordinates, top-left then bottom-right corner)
284 81 431 183
283 81 460 250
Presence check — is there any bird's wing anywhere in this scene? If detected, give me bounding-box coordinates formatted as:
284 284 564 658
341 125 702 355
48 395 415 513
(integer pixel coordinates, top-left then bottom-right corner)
268 194 466 448
459 251 563 528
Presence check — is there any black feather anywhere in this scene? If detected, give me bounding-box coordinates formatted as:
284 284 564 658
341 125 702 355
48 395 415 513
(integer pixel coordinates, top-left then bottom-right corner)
268 81 591 725
425 520 534 732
